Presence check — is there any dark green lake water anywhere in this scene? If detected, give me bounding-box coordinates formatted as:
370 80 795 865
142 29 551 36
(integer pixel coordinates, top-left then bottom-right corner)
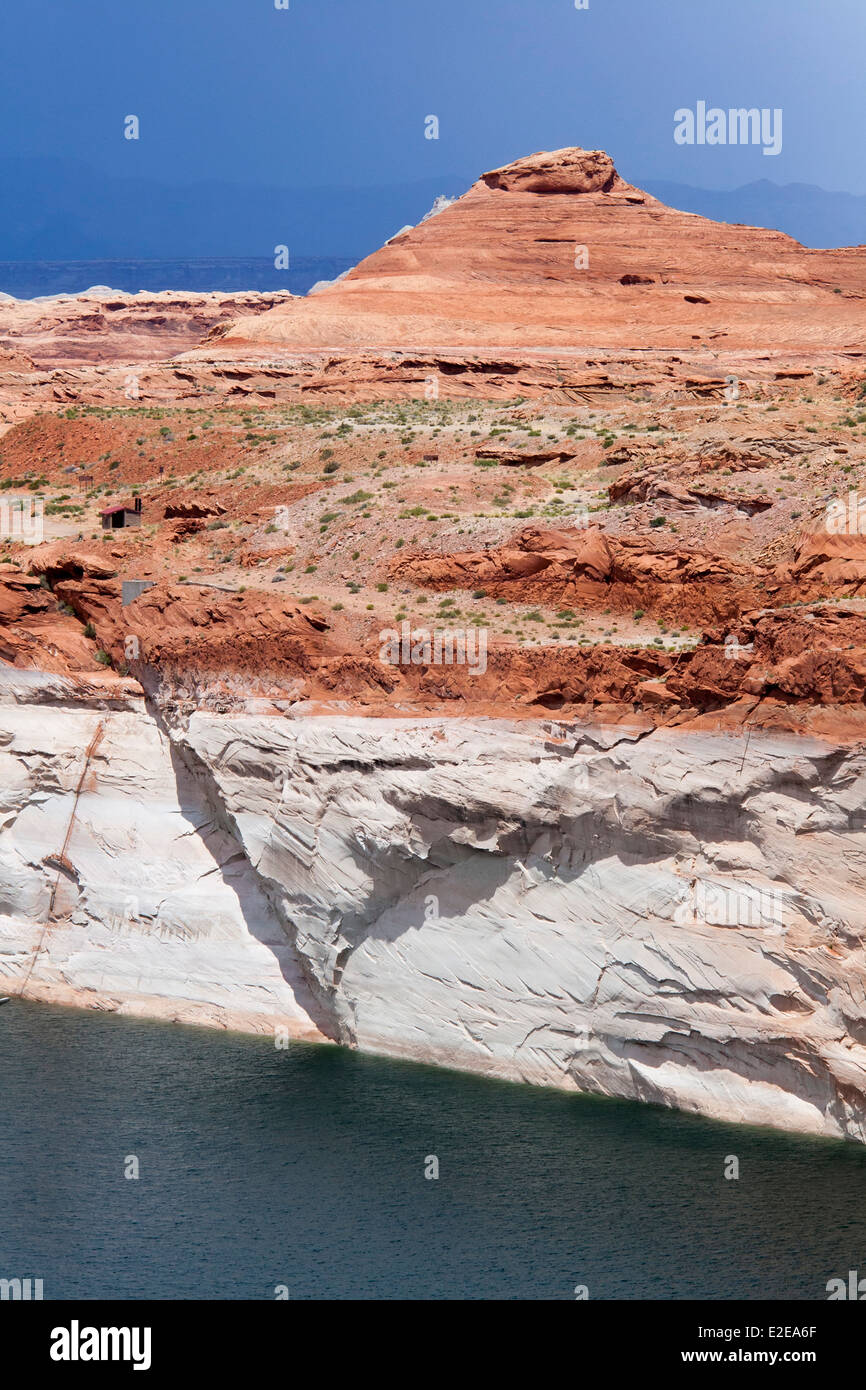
1 1000 864 1300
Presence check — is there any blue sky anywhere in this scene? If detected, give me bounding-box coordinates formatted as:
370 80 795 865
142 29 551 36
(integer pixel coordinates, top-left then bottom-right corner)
1 0 863 193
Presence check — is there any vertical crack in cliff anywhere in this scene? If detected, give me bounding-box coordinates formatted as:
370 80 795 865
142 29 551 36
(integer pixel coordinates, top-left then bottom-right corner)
144 696 342 1040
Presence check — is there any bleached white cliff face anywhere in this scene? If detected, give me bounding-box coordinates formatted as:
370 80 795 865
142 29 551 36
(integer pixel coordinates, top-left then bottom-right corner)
179 713 866 1140
0 690 325 1038
2 684 866 1141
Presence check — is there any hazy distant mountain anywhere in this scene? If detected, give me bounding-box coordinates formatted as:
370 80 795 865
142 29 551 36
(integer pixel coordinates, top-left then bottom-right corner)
0 158 862 263
0 158 474 262
642 178 866 250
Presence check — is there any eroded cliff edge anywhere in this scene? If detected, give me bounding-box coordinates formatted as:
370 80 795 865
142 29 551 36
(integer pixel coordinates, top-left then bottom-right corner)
2 685 866 1141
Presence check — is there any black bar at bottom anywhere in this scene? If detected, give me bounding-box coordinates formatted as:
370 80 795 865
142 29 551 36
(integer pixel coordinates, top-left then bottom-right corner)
3 1298 855 1376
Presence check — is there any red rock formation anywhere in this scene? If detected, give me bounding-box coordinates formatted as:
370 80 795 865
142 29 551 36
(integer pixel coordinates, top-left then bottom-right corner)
0 288 296 370
6 547 866 725
670 608 866 708
481 147 624 194
47 575 332 677
198 147 866 357
788 532 866 591
392 524 769 626
0 562 108 672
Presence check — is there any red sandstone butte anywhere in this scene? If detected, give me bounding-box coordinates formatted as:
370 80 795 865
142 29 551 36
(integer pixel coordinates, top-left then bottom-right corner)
198 147 866 356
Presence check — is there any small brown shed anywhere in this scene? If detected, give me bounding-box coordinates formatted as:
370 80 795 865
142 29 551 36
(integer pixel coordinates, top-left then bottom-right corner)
101 498 143 530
